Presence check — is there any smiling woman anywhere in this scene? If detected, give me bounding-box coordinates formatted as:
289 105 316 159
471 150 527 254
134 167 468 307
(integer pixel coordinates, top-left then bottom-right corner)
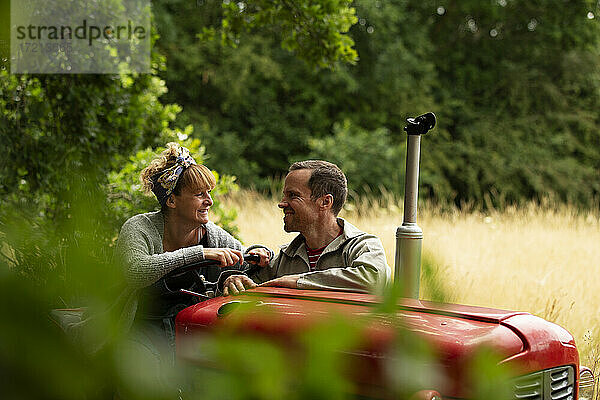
127 143 244 288
114 143 272 376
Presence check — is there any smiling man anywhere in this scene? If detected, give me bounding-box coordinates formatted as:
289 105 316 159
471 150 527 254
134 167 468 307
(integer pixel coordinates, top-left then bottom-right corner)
223 160 391 295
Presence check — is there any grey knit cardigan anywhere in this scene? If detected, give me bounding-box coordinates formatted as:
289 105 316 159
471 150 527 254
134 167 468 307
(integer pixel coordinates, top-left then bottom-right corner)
115 210 244 290
111 210 252 336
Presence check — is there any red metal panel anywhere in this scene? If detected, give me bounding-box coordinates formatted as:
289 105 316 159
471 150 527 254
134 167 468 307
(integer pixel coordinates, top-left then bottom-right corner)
500 314 579 373
175 287 579 399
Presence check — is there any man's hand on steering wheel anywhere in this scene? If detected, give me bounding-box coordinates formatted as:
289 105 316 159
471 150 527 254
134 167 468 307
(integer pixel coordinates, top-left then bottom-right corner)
223 274 257 296
203 248 244 267
245 247 271 267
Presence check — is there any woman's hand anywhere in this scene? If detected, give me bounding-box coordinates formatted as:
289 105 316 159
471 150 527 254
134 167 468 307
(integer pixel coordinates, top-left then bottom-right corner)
246 247 272 267
203 248 244 267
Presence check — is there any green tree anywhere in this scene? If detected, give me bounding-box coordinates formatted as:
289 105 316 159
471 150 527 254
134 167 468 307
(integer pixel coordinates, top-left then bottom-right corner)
0 72 177 218
154 0 600 207
308 120 405 197
0 69 187 298
154 0 358 186
153 0 436 191
424 0 600 206
213 0 358 68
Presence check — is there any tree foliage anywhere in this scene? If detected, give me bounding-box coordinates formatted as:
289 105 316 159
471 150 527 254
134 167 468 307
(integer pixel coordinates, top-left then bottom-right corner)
153 0 431 190
308 120 405 197
203 0 358 68
423 0 600 206
154 0 600 208
0 72 174 217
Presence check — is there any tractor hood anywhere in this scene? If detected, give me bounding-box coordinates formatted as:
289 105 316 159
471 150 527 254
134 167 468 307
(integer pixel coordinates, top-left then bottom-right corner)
176 287 577 398
176 287 525 362
177 287 529 324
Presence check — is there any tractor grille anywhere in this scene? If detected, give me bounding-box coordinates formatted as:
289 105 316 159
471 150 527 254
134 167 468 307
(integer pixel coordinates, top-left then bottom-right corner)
513 366 574 400
514 370 543 400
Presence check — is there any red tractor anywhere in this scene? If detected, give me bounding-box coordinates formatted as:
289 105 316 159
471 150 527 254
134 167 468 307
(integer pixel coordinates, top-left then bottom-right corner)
173 113 594 399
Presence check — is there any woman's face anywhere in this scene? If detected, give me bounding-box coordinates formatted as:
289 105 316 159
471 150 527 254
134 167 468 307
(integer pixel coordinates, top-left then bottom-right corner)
170 186 213 225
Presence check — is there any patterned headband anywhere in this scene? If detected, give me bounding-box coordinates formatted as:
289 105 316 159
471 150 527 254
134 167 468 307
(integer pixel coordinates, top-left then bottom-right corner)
151 146 197 206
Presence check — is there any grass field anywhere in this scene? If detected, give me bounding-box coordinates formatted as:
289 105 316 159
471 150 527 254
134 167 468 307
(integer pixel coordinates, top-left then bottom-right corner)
224 191 600 370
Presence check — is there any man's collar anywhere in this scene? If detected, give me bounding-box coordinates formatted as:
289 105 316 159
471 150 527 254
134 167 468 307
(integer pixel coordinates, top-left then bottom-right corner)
281 218 364 257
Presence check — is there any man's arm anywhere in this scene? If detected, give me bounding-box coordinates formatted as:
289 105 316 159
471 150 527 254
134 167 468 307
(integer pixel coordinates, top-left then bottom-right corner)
262 235 391 294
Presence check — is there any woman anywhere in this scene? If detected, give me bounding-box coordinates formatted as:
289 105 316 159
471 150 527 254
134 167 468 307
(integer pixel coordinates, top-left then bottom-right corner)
115 143 270 348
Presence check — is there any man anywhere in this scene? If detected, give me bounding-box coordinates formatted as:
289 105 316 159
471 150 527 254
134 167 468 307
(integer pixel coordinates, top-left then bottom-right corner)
223 160 391 296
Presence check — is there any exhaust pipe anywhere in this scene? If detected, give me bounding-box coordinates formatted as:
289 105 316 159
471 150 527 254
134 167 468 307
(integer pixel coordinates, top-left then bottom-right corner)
395 112 436 298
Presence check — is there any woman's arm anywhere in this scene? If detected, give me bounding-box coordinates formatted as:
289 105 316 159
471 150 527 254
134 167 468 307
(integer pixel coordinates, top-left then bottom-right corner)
115 217 206 290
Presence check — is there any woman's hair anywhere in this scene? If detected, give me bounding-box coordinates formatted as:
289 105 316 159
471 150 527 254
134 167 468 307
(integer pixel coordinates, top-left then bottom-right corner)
140 143 216 204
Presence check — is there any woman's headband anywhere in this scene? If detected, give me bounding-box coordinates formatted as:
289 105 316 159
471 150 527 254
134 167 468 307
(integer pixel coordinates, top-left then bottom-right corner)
151 146 197 206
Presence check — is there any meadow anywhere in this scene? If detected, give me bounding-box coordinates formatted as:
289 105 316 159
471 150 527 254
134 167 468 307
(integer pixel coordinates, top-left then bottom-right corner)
225 191 600 371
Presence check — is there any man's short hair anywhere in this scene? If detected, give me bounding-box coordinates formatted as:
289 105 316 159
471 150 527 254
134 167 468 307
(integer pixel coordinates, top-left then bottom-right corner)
289 160 347 215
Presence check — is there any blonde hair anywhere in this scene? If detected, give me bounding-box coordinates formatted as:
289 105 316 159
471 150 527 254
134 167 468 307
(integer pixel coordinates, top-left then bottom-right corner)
140 143 216 197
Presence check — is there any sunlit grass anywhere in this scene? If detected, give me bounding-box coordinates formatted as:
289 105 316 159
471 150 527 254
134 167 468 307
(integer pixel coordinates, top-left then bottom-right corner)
224 191 600 369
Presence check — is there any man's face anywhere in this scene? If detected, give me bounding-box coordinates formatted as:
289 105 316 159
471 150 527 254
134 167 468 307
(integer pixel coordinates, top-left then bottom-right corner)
278 169 319 233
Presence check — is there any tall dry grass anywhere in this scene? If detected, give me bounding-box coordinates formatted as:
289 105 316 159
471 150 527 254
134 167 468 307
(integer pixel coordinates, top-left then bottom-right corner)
223 191 600 367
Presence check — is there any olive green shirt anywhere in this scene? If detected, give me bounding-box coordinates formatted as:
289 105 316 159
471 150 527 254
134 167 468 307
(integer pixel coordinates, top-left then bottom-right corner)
252 218 391 294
